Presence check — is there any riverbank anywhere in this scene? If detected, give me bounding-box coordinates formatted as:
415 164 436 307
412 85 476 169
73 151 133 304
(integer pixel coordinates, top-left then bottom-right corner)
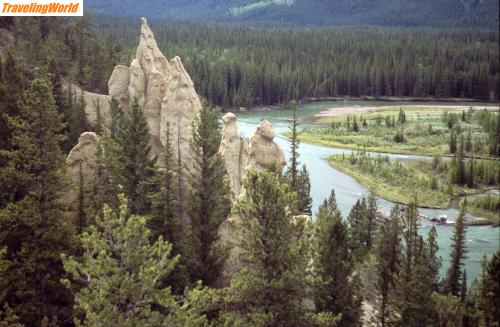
327 152 500 215
221 96 498 113
297 106 500 160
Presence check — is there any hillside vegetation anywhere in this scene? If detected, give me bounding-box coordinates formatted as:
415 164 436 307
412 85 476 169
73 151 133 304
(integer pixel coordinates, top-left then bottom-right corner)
85 0 499 28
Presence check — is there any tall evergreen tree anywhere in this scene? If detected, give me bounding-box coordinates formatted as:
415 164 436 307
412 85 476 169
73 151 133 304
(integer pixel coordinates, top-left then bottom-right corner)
445 199 468 296
148 122 189 293
348 198 368 258
0 78 76 325
87 135 123 221
117 97 156 215
296 164 313 216
222 170 326 326
400 237 437 327
315 190 361 326
188 104 232 287
365 191 379 249
376 206 403 327
62 197 205 326
288 100 300 190
478 252 500 326
426 226 442 291
109 97 123 140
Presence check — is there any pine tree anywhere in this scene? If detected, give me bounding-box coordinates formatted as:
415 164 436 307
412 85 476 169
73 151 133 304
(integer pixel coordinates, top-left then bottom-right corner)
478 252 500 326
296 164 313 216
402 201 420 279
0 78 76 325
117 97 156 215
348 198 368 258
376 206 402 327
365 191 379 249
288 100 300 190
0 53 25 164
456 135 466 185
109 97 123 140
62 197 205 326
148 122 189 293
400 237 437 327
188 104 232 287
222 170 325 326
426 226 442 291
445 199 468 296
315 190 361 326
352 115 359 132
87 135 123 221
77 162 86 233
467 156 475 188
68 90 90 150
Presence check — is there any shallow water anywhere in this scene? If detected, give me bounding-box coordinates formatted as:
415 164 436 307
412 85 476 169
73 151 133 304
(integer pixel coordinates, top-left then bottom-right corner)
234 100 500 283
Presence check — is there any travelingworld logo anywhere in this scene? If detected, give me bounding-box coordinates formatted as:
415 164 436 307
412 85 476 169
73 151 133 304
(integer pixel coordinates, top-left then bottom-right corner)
1 0 83 16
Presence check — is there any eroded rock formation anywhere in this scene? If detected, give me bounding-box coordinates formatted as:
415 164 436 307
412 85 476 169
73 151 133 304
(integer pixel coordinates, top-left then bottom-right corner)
219 113 285 199
74 17 201 164
65 132 99 216
218 113 286 283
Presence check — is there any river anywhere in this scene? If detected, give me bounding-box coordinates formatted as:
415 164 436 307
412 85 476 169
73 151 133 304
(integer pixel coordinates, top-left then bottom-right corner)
233 100 500 284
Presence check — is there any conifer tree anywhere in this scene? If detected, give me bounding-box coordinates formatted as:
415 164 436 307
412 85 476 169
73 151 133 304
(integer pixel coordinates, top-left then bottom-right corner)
296 164 313 216
188 104 232 287
222 170 325 326
288 100 300 190
0 78 76 325
478 252 500 326
87 135 123 221
117 97 156 215
62 197 205 326
348 198 368 258
68 90 90 150
365 191 379 249
376 206 402 327
315 190 361 326
400 237 437 327
148 122 189 293
445 199 468 296
109 97 123 140
0 53 25 162
426 226 442 291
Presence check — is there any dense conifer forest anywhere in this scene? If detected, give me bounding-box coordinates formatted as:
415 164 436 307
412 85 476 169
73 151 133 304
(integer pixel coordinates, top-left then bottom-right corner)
97 16 499 107
0 15 499 327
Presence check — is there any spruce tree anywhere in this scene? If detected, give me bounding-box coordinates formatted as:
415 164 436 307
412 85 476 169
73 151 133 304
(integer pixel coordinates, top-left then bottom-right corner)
117 97 156 215
315 190 361 326
348 198 368 258
426 226 442 291
365 191 379 249
449 130 457 154
0 78 76 325
376 206 402 327
188 104 232 287
109 97 123 140
222 170 324 326
445 199 468 296
148 122 189 293
68 90 90 150
62 197 204 326
288 100 300 190
478 252 500 326
87 135 123 221
400 237 437 327
296 164 313 216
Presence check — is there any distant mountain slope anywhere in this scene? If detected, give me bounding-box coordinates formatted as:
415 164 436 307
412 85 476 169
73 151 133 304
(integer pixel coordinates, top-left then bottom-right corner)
85 0 499 28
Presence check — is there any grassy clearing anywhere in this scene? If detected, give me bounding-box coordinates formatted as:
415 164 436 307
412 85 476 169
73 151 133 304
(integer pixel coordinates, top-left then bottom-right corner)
328 151 500 209
300 107 499 158
465 195 500 224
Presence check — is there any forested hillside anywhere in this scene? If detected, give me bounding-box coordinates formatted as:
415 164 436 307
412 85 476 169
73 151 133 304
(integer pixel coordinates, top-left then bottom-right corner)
85 0 499 28
98 16 499 107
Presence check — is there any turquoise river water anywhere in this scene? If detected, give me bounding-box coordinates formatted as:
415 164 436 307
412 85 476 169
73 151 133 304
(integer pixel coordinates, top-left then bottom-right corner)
234 100 500 284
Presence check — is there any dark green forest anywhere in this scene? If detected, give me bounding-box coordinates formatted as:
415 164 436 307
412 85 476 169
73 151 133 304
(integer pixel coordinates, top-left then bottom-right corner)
0 16 499 327
98 16 499 107
85 0 499 28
